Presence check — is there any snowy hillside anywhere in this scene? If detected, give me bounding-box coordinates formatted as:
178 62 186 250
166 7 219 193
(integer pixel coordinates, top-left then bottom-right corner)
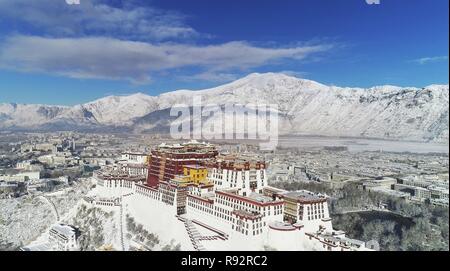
138 73 449 143
0 73 448 142
80 93 159 125
0 103 70 128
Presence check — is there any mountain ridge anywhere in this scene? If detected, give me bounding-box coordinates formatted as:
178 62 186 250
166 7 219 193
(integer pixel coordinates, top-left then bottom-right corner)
1 73 448 143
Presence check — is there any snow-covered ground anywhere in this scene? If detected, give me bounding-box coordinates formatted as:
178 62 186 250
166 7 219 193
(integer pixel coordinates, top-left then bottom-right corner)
0 178 93 250
0 197 54 249
26 183 192 251
122 192 190 251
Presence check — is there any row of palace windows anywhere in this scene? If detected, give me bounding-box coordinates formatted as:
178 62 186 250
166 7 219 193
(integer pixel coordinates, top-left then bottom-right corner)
135 186 160 200
104 180 133 189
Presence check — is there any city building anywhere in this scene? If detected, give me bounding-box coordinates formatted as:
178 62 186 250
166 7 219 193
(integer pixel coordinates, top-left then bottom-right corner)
146 140 218 188
93 141 371 251
206 155 266 196
121 152 148 164
48 224 81 251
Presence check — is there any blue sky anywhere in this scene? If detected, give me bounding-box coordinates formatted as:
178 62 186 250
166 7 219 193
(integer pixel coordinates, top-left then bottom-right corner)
0 0 448 105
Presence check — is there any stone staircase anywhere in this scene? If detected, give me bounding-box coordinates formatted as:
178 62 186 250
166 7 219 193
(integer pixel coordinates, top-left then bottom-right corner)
184 219 207 251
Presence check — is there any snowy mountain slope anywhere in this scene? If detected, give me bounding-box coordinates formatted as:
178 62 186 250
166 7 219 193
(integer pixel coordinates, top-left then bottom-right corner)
286 84 449 142
0 93 158 129
0 73 448 142
134 73 449 143
0 103 70 128
79 93 159 125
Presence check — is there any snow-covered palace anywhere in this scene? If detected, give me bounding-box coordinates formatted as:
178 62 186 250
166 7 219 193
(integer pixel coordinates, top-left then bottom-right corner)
93 141 372 251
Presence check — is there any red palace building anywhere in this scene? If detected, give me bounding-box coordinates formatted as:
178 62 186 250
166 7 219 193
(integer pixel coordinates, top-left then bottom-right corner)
147 140 218 188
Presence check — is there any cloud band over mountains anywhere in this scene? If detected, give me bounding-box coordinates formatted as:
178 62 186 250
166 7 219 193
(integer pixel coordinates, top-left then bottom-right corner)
0 0 334 83
0 35 332 83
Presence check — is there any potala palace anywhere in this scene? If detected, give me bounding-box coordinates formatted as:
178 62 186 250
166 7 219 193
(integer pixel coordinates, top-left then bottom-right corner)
91 140 372 251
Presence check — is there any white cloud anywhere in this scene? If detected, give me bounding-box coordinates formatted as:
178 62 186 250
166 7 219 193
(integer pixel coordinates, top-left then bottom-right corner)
412 56 448 65
0 1 336 83
0 0 198 40
0 35 332 83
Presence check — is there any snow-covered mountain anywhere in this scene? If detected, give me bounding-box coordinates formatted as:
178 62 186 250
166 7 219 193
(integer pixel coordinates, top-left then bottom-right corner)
80 93 159 125
0 73 448 142
0 93 158 130
0 103 71 128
